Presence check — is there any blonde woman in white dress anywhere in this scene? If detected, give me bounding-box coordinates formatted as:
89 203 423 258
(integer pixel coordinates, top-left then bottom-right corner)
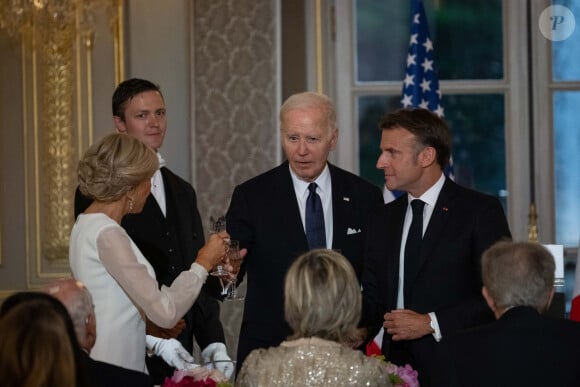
70 133 229 373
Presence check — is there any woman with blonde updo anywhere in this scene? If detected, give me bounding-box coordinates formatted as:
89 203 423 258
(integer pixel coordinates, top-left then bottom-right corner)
70 133 228 373
236 249 391 386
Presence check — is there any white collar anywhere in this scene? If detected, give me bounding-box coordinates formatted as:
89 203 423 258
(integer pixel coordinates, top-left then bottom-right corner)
289 164 331 199
157 152 166 168
408 172 445 207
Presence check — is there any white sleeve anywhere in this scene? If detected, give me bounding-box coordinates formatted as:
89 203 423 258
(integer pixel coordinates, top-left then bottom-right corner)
96 226 207 328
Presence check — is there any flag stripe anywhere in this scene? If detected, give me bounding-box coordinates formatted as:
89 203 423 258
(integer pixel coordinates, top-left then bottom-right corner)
570 240 580 321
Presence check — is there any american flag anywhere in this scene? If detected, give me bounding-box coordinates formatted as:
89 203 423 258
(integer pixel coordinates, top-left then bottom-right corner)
383 0 453 204
401 0 444 117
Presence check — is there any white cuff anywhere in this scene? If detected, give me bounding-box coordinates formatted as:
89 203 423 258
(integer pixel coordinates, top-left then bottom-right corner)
191 262 209 283
428 312 442 342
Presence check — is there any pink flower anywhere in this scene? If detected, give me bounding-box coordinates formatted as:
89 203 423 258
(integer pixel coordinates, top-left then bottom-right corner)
395 364 420 387
384 362 399 375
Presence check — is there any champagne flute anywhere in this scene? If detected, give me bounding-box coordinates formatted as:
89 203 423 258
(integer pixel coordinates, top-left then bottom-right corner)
209 215 229 277
225 241 244 301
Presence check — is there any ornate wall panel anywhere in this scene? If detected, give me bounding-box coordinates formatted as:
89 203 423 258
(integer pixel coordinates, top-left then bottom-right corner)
191 0 279 363
0 2 121 294
193 0 279 219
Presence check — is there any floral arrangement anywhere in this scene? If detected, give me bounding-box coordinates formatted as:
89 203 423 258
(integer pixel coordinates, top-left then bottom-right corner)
161 368 233 387
369 354 420 387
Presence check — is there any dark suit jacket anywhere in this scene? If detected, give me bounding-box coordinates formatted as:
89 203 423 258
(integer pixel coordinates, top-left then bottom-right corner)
447 306 580 386
361 178 511 386
83 352 153 387
75 166 224 383
226 161 383 371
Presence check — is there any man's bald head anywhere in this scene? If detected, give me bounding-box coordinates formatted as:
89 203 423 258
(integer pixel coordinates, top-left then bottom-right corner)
44 278 96 352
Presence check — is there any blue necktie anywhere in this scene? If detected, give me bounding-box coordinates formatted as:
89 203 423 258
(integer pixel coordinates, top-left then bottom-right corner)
305 183 326 249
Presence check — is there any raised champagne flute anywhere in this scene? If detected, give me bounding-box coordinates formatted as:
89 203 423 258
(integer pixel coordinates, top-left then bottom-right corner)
209 215 229 277
225 240 244 301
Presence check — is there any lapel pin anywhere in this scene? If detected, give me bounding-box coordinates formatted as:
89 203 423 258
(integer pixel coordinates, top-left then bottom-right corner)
442 207 448 212
343 197 350 202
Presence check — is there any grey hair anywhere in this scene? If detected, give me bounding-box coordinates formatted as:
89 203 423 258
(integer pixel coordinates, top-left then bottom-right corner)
279 91 337 134
44 279 94 343
482 241 555 313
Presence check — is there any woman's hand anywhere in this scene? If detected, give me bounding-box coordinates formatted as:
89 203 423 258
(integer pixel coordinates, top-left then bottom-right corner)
195 231 229 272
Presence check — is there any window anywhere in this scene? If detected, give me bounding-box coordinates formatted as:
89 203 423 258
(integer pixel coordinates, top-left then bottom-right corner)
327 0 578 313
331 0 579 246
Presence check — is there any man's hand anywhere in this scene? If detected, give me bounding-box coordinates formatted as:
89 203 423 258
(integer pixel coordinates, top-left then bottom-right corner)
146 318 185 339
145 336 194 370
201 342 234 379
383 309 432 341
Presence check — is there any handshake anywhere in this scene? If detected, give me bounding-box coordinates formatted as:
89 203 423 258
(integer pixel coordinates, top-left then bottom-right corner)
146 336 234 379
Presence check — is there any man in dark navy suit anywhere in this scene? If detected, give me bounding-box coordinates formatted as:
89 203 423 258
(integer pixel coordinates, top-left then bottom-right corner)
75 79 232 382
226 91 384 372
361 108 511 386
447 241 580 386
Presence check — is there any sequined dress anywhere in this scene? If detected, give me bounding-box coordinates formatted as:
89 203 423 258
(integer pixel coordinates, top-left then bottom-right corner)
235 337 392 386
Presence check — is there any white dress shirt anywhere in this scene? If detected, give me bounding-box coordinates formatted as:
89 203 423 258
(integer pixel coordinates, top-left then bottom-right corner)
396 173 445 341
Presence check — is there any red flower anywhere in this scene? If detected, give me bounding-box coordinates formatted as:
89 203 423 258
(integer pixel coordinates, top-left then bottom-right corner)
162 376 217 387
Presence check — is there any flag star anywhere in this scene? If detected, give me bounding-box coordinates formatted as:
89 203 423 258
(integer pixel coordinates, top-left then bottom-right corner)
403 73 415 88
410 33 419 45
436 89 442 98
406 53 416 67
401 94 413 107
434 105 445 117
413 13 420 24
419 99 430 109
423 38 433 52
420 78 431 92
421 58 434 72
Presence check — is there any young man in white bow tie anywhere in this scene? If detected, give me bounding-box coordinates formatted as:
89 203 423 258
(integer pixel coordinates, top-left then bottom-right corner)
226 91 383 372
75 78 232 383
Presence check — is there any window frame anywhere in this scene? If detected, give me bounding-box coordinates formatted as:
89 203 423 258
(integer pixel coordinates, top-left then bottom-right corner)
322 0 536 242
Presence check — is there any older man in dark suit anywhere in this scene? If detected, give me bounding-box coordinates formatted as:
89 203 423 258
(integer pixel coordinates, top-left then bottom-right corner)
226 91 384 372
75 78 231 382
43 279 155 387
447 241 580 386
361 108 511 386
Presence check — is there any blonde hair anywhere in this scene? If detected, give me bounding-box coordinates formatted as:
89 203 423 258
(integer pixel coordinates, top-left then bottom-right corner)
0 301 77 387
279 91 336 133
284 249 362 345
77 133 158 201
